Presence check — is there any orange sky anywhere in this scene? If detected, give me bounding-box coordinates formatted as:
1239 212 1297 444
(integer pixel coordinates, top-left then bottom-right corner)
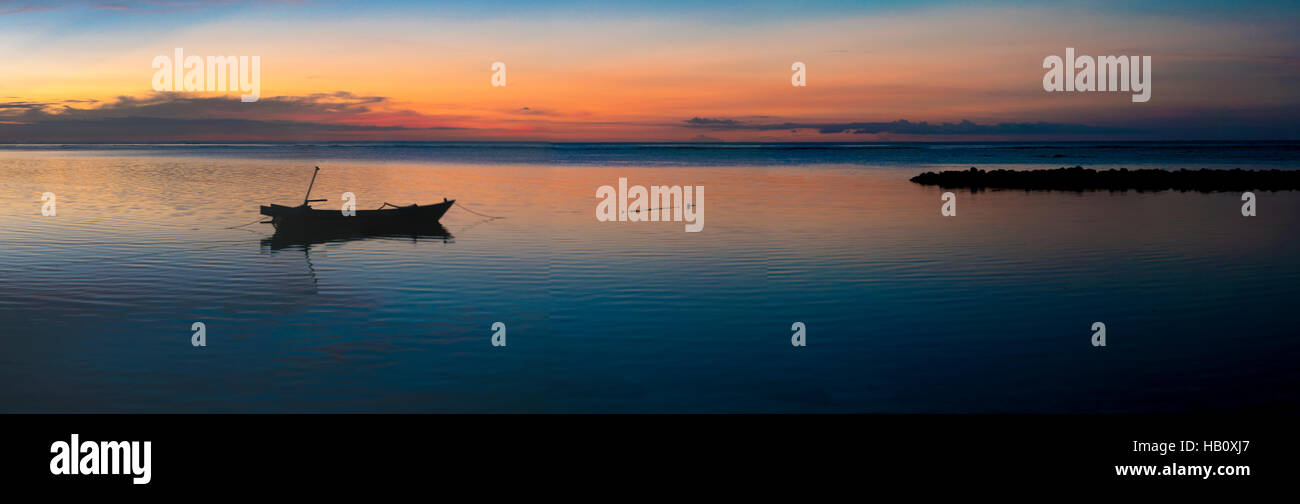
1 2 1298 141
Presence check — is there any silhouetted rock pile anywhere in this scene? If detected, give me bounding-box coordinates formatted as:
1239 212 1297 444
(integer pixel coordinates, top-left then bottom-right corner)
909 166 1300 192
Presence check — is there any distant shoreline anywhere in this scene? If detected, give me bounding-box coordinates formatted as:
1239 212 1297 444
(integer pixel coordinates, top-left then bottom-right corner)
4 142 1298 170
1 140 1298 146
910 166 1300 192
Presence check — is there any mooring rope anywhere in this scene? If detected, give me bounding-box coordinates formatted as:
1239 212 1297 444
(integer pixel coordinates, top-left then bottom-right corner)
224 217 270 229
454 201 505 219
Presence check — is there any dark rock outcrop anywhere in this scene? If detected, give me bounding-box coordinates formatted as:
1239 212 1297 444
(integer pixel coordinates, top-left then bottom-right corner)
909 166 1300 192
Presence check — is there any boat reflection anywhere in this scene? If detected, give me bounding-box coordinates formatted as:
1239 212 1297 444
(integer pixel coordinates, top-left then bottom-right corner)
259 222 453 251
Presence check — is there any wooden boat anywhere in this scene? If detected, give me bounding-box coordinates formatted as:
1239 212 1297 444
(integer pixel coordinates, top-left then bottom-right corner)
260 167 453 232
260 200 454 231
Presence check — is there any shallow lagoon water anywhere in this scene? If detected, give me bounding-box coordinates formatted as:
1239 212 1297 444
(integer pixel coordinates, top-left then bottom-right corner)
1 143 1297 412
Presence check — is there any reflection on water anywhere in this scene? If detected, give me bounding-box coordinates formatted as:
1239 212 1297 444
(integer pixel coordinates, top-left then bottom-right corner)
260 224 454 293
0 147 1298 412
261 222 453 250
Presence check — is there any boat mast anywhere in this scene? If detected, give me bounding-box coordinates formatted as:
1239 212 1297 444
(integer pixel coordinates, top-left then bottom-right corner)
303 166 320 206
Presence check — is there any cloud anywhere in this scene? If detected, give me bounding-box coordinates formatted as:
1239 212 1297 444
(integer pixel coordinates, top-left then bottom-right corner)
0 2 56 15
0 92 467 142
682 117 1136 136
510 106 558 116
1 1 306 16
684 117 745 127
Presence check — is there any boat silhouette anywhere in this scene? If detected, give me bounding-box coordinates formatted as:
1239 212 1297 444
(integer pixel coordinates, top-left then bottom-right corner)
259 166 454 233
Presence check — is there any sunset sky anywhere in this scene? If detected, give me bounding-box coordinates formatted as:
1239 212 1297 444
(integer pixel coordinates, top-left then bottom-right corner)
1 0 1298 142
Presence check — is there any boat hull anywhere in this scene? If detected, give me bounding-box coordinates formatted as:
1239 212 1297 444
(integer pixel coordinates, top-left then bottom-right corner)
260 200 454 233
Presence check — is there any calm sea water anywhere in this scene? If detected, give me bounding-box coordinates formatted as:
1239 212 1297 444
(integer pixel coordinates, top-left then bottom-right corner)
1 142 1298 412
